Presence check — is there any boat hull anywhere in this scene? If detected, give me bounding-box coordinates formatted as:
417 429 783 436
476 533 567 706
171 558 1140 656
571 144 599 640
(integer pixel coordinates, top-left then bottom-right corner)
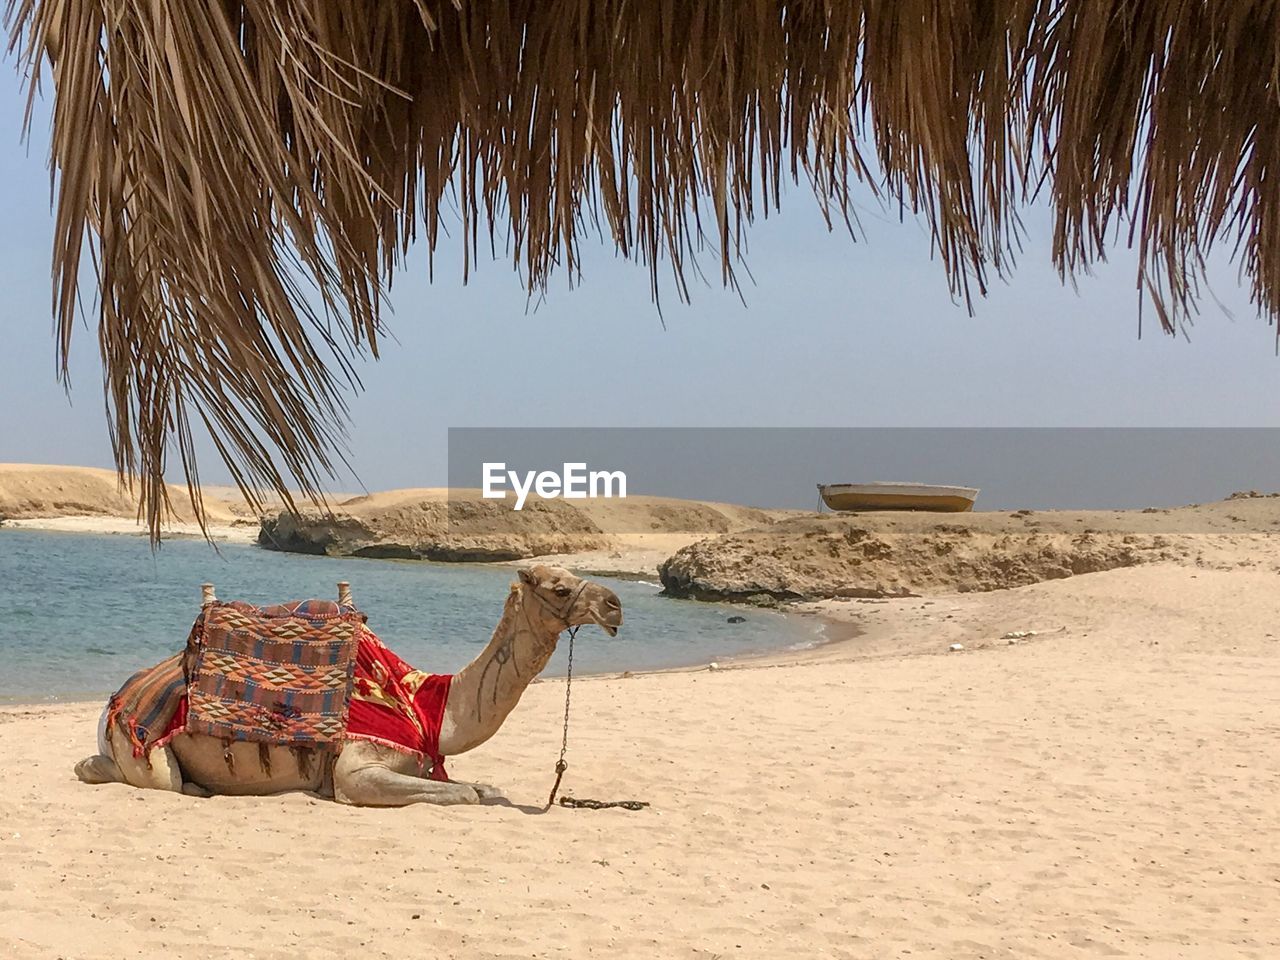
818 483 979 513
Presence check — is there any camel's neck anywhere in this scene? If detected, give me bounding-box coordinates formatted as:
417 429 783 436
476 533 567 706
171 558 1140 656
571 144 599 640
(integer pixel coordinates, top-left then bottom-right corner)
437 589 559 755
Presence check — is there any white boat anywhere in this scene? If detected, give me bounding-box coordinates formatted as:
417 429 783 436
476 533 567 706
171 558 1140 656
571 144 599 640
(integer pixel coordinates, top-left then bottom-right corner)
817 482 979 513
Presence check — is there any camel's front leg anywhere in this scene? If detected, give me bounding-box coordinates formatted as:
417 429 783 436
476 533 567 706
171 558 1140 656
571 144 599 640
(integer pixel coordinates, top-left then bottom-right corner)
447 780 505 801
333 743 479 806
74 753 123 785
103 722 183 792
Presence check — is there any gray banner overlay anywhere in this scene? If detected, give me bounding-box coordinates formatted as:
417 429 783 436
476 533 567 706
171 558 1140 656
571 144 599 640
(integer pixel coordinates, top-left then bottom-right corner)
446 428 1280 534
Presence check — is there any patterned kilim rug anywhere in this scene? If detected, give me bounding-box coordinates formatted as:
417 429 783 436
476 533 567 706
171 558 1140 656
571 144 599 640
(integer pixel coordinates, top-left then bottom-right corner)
105 652 187 758
184 599 363 746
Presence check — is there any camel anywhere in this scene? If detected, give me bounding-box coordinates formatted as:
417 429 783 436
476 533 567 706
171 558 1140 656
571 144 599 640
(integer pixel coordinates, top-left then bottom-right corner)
73 565 622 805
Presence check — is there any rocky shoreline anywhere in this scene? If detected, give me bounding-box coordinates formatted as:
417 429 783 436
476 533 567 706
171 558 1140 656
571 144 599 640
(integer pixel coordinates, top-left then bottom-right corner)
257 496 612 562
257 493 1280 606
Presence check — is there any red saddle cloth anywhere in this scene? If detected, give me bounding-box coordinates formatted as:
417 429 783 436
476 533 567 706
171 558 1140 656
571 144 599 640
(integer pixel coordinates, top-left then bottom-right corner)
344 631 453 781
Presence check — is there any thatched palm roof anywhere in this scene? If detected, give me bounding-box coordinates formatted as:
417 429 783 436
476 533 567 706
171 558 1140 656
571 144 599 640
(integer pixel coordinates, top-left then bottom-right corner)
6 1 1278 535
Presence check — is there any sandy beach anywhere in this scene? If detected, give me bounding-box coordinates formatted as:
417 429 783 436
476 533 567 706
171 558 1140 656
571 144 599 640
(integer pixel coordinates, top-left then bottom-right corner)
3 553 1278 959
4 464 1280 956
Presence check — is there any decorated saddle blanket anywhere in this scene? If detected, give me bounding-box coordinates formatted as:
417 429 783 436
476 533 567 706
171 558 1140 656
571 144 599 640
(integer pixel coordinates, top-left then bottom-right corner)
104 652 187 757
105 600 453 780
184 599 363 745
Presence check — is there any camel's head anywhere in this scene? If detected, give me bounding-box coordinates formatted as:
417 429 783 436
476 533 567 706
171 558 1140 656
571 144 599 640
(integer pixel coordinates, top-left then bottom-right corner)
516 565 623 637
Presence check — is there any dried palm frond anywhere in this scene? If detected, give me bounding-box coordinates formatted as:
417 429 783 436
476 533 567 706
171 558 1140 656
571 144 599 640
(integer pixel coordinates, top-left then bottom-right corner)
5 1 1279 538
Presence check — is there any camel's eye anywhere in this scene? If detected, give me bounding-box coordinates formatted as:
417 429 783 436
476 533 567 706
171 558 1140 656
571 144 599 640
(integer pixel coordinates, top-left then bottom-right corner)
553 585 571 597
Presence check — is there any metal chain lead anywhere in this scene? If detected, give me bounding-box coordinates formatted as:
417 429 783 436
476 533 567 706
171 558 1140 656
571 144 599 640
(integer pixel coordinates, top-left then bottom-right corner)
559 625 575 764
543 622 649 813
544 625 577 810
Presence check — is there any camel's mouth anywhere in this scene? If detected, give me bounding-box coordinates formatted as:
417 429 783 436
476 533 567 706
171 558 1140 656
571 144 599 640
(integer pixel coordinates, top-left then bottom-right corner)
587 613 619 637
584 587 622 637
591 616 622 640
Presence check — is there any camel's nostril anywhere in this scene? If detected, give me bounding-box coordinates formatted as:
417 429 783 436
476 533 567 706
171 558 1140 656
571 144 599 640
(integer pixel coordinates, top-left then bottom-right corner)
605 597 621 609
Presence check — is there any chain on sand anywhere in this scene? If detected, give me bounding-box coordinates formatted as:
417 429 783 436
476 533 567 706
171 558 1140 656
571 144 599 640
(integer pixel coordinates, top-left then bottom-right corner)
544 624 649 813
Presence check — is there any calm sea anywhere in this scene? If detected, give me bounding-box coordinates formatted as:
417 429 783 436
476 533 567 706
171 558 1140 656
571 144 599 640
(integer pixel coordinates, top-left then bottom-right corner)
0 529 820 703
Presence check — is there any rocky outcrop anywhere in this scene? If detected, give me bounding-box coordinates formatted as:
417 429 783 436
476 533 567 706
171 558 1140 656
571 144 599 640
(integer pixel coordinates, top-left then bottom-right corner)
259 495 612 561
659 514 1192 602
256 489 791 564
259 491 1268 591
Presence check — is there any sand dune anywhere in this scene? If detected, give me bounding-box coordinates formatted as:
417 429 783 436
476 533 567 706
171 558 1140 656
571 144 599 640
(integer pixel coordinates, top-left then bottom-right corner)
0 464 262 540
3 558 1278 958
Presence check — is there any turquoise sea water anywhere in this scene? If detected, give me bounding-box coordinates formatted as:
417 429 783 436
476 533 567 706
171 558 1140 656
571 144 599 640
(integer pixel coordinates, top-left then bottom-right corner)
0 529 820 703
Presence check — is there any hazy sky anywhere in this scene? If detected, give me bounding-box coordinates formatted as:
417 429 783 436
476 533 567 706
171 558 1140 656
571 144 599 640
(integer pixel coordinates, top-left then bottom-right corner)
449 427 1280 514
2 73 1278 496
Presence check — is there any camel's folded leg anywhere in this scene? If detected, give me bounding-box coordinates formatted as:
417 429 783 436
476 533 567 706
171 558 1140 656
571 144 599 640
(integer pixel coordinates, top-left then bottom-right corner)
105 723 183 793
448 780 505 801
76 705 123 783
74 754 122 784
333 750 479 806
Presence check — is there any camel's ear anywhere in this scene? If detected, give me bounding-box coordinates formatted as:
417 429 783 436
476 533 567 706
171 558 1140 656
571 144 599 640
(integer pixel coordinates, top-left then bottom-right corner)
517 567 537 586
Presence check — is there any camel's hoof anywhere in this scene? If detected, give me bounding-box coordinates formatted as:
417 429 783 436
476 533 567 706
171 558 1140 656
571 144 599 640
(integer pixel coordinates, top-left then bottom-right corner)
449 784 481 805
74 755 120 785
471 782 505 801
181 782 213 798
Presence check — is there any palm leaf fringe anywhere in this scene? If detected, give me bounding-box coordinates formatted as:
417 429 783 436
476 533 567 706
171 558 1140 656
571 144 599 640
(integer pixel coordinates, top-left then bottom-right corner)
5 1 1279 537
